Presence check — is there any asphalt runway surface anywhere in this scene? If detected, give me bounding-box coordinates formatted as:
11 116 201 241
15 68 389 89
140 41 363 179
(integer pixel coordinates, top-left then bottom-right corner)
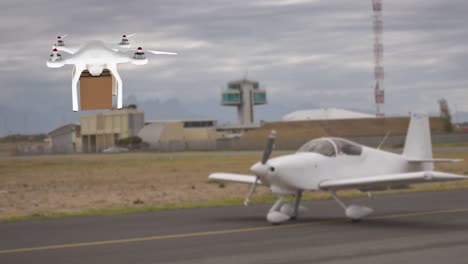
1 190 468 264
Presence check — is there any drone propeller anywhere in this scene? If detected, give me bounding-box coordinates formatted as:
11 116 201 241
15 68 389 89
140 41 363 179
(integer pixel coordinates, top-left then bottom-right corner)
132 47 178 55
54 34 68 47
119 34 137 47
244 130 276 206
147 50 178 55
49 48 60 60
121 33 136 39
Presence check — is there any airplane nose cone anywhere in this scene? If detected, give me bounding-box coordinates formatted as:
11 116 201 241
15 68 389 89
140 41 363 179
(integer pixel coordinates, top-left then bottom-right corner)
250 162 270 178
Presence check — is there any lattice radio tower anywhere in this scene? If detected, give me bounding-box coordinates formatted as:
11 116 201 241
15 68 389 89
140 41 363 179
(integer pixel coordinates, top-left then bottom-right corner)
372 0 385 117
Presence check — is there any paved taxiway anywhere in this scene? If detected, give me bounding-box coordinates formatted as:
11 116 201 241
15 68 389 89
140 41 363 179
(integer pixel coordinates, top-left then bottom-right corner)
1 190 468 264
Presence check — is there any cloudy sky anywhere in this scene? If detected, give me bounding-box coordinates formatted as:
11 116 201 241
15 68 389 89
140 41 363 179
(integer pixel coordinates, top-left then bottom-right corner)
1 0 468 135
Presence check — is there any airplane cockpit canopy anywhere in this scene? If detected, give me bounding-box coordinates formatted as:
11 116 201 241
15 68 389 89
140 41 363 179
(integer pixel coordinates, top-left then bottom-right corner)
297 138 336 157
330 138 363 156
296 138 362 157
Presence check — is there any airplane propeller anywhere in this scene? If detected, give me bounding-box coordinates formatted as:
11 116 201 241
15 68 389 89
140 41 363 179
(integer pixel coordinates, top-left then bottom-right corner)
244 130 276 206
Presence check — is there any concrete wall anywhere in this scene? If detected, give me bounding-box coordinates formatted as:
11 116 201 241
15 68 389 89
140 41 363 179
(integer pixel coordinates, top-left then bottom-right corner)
139 117 467 152
153 140 216 152
140 121 219 151
142 131 468 152
51 133 74 153
156 124 219 151
14 142 51 155
232 117 445 150
215 132 468 151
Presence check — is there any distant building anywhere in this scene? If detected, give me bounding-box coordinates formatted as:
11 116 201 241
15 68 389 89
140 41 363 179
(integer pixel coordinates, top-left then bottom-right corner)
138 119 219 151
48 123 82 153
282 108 375 121
221 79 267 126
80 107 144 153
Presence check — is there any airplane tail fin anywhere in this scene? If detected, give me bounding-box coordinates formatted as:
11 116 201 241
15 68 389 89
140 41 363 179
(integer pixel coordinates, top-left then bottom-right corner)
403 112 433 170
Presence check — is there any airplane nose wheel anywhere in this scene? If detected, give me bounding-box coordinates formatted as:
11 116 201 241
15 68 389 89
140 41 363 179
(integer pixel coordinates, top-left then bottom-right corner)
267 195 289 224
267 191 306 224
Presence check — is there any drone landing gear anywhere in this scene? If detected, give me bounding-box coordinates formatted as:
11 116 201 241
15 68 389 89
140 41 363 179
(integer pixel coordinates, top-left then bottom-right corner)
72 65 85 112
106 64 123 109
267 191 307 224
329 191 373 221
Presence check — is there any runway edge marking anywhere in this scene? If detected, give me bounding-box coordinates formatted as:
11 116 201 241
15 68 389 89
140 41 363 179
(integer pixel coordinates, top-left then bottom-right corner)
1 208 468 255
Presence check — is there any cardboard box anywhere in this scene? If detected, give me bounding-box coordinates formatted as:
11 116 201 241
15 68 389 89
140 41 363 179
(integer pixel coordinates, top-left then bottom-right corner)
80 70 113 110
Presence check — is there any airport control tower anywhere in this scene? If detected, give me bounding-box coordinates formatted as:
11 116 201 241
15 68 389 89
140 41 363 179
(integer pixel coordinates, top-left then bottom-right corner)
221 79 267 126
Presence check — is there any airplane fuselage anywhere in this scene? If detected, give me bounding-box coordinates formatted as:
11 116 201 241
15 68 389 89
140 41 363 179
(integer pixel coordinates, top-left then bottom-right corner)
209 114 466 223
256 138 426 192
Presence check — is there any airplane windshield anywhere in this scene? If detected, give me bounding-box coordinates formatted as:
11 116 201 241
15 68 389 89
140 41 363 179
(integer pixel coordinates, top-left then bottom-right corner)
330 138 362 156
296 139 336 157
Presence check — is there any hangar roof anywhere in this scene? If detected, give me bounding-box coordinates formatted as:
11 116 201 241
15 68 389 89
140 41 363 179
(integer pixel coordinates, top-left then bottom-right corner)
282 108 375 121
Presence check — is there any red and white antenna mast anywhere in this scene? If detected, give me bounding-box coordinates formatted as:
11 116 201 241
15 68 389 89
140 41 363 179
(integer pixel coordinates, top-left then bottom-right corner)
372 0 384 117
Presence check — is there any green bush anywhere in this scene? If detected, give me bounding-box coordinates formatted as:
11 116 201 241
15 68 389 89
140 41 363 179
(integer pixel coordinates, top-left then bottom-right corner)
117 136 142 147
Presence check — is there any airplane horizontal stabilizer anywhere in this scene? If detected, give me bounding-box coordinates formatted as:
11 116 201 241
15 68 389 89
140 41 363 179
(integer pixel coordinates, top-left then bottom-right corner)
406 158 463 163
319 171 467 190
209 173 262 185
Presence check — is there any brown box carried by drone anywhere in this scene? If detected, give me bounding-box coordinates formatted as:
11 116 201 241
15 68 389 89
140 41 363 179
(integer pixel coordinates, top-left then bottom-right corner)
79 70 113 110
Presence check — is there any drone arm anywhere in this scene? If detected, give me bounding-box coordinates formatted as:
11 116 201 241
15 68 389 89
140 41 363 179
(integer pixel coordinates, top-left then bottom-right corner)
107 64 123 109
71 64 85 112
46 52 71 68
46 60 66 68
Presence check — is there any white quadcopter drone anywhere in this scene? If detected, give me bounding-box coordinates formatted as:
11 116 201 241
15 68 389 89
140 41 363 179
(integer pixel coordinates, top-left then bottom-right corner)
46 34 177 111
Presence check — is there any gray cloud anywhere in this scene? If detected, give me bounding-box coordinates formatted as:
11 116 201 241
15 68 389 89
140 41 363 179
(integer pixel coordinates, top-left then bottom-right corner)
1 0 468 135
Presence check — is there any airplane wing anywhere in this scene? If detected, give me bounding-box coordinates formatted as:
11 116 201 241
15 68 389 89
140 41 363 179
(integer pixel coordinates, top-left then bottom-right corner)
209 173 262 185
319 171 468 191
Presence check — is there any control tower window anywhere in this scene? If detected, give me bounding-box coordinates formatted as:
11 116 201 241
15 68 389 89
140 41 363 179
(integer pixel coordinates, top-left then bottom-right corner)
297 139 336 157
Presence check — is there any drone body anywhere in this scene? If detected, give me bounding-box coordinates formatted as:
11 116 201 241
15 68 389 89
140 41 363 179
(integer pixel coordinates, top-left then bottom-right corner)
46 34 177 111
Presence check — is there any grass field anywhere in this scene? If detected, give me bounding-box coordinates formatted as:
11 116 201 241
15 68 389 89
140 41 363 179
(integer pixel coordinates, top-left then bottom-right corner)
0 151 467 222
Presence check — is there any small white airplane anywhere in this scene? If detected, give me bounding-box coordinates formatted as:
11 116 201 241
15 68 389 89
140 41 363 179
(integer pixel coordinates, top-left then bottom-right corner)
209 113 466 224
46 34 177 111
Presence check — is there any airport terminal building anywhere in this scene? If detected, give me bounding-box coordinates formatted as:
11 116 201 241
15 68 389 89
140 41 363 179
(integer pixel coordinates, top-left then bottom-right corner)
46 106 468 153
80 107 144 153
